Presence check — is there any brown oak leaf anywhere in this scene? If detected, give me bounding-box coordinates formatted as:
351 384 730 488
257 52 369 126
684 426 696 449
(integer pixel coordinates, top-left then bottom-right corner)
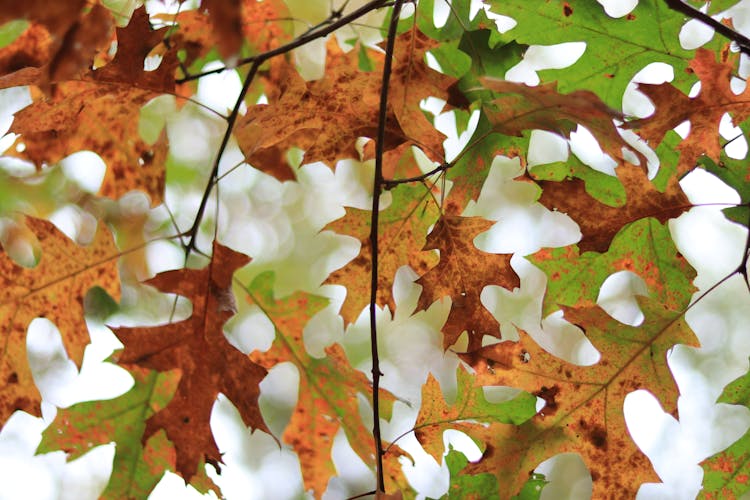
455 298 698 498
534 163 690 252
200 0 243 58
626 47 748 176
0 216 120 422
416 215 519 350
113 243 269 479
91 6 178 94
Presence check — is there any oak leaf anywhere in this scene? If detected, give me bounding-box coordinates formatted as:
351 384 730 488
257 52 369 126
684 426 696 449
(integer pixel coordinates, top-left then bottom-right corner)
234 31 455 178
38 367 221 498
245 272 409 497
0 0 87 39
4 7 174 204
626 48 748 176
325 183 440 325
416 215 519 350
200 0 243 58
388 27 458 160
699 365 750 499
531 218 696 316
113 243 269 480
482 78 643 167
92 6 178 94
414 365 537 461
9 83 169 204
445 124 528 214
0 1 114 86
487 0 700 109
534 163 690 253
165 0 291 70
0 216 120 422
456 298 698 498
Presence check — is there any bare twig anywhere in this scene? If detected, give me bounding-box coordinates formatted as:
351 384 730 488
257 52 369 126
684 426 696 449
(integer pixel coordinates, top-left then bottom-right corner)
664 0 750 55
735 201 750 292
183 0 391 255
383 161 452 188
370 0 405 492
184 59 261 256
176 0 390 83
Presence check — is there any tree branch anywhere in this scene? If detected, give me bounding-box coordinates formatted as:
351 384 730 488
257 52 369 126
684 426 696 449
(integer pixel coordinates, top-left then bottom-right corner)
370 0 405 493
183 0 391 255
184 59 261 256
175 0 390 83
664 0 750 55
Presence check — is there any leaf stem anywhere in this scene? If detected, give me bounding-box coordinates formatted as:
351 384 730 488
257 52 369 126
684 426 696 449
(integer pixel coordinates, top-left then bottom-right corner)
370 0 405 492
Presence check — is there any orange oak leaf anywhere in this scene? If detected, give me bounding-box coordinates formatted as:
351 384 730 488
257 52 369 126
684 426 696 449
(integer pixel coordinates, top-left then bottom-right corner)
534 163 690 253
3 7 175 204
0 216 120 422
234 46 387 178
112 243 269 479
416 215 519 351
198 0 294 59
234 31 455 178
0 0 86 38
626 47 747 176
0 23 52 81
325 183 440 325
245 272 409 497
388 27 457 161
0 5 113 88
455 298 698 498
482 77 644 166
240 0 293 54
0 6 177 93
9 82 168 204
156 10 216 70
413 365 537 462
163 0 292 71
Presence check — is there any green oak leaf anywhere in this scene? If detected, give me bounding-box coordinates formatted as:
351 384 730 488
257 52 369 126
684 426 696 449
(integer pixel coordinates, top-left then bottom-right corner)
531 218 696 316
700 364 750 499
488 0 711 108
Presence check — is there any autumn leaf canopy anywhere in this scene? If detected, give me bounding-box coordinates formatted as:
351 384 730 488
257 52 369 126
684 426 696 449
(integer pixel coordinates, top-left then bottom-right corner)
2 0 750 499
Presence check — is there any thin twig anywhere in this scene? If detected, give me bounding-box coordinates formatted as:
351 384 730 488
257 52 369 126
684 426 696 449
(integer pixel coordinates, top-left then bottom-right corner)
346 491 377 500
735 200 750 291
383 161 452 188
184 60 261 256
664 0 750 55
369 0 405 493
176 0 390 83
182 0 392 253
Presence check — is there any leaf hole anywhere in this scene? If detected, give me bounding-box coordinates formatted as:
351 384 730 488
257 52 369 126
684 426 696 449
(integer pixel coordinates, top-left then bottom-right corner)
597 271 648 326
